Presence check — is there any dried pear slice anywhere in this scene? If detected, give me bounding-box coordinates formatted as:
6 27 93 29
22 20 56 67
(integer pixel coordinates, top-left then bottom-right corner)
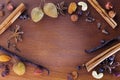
43 3 58 18
13 62 26 76
31 7 44 22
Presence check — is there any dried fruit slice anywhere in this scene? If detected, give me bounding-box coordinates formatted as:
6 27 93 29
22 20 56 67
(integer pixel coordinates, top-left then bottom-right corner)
43 3 58 18
0 54 11 62
68 2 77 14
92 71 104 79
13 62 26 76
31 7 44 22
78 1 88 11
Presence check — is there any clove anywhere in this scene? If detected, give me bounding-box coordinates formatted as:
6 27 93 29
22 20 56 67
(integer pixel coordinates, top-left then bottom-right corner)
102 29 109 35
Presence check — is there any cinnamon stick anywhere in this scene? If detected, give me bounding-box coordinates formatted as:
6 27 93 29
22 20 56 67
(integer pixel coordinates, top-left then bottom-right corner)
88 0 117 29
85 43 120 72
0 3 25 35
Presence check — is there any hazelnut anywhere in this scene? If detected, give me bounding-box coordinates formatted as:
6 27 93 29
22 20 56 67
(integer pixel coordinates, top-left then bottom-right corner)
71 14 78 22
108 10 116 18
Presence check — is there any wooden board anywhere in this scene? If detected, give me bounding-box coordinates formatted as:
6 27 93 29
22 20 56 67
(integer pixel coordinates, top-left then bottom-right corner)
0 0 120 80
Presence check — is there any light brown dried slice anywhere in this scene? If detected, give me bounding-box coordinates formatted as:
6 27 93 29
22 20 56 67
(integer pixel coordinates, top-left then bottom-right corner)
43 3 58 18
31 7 44 22
68 2 77 14
13 62 26 76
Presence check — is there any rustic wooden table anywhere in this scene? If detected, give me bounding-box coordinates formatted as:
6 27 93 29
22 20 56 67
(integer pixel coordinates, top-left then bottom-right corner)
0 0 120 80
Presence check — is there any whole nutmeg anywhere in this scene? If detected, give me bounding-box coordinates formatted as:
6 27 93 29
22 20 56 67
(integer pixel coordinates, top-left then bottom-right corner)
105 2 113 10
70 14 78 22
108 10 116 18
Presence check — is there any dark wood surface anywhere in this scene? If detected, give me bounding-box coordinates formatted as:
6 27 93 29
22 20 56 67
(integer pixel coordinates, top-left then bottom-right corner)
0 0 120 80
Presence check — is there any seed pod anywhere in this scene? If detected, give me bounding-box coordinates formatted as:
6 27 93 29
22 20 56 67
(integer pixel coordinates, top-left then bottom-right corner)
68 2 77 14
0 55 11 62
13 62 26 76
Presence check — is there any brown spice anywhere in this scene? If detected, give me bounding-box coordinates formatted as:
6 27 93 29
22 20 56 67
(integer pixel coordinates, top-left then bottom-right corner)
108 10 116 18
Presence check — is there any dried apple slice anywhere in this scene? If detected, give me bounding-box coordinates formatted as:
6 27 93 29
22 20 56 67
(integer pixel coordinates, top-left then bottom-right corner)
31 7 44 22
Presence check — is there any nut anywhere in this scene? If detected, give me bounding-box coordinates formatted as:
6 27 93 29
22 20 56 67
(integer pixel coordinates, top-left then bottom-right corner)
92 71 104 79
78 1 88 11
71 14 78 22
108 10 116 18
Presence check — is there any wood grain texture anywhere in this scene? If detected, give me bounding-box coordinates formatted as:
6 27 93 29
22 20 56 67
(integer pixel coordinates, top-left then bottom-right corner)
0 0 120 80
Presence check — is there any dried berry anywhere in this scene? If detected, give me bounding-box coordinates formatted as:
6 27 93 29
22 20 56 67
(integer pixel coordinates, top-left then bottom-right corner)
68 2 77 14
105 2 113 10
108 10 116 18
43 3 58 18
71 14 78 22
31 7 44 22
6 2 14 11
102 29 109 35
78 1 88 11
13 62 26 76
0 54 11 62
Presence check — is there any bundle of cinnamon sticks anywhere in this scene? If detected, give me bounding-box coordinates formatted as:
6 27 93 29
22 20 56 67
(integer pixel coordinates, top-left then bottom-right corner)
0 3 25 35
88 0 117 29
85 43 120 72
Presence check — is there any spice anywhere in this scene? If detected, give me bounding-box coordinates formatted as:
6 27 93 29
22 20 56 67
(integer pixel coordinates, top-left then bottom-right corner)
0 45 50 75
56 1 67 15
105 2 113 10
71 14 78 22
68 2 77 14
85 37 119 53
1 65 10 77
78 1 88 11
8 25 24 43
77 10 83 16
102 29 109 35
108 10 116 18
97 22 102 29
71 71 78 80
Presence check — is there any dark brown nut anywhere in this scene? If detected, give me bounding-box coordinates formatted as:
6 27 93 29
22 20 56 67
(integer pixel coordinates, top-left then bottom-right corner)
71 14 78 22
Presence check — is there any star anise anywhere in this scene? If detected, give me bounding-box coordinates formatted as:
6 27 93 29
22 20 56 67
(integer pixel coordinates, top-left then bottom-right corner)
8 25 24 43
56 1 68 15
